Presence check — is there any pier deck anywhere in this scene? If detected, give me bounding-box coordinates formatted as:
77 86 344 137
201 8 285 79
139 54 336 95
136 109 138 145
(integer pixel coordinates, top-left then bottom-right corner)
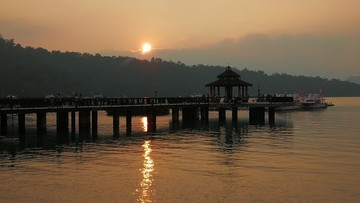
0 97 293 136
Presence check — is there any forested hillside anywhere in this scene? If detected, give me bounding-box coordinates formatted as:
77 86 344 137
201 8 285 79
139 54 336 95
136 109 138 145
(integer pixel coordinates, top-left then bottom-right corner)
1 36 359 97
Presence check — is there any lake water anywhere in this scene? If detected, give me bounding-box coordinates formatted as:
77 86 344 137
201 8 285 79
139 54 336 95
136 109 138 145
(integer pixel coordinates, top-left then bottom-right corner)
1 97 360 202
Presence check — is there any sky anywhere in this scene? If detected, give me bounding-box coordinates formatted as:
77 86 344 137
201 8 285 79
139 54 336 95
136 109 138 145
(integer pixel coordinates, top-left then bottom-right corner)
1 0 360 80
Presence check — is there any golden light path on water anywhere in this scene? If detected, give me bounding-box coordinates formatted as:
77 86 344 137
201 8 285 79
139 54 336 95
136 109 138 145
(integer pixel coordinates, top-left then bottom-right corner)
136 140 155 202
141 117 148 133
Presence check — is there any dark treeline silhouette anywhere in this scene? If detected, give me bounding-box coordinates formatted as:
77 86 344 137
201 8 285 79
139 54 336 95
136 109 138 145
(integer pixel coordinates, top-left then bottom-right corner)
1 36 359 97
348 76 360 84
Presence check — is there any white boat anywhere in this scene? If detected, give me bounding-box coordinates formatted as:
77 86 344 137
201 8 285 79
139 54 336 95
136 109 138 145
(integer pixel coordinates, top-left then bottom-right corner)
300 94 327 109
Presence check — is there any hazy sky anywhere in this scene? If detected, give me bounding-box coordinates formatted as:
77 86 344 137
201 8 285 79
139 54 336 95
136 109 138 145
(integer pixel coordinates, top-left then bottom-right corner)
1 0 360 79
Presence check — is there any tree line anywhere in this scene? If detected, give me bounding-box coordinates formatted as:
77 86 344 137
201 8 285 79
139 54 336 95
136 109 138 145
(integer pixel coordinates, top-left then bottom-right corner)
1 36 359 98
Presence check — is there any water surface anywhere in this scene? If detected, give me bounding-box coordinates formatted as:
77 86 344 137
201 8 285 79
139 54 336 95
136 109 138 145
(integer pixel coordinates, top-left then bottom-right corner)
1 97 360 202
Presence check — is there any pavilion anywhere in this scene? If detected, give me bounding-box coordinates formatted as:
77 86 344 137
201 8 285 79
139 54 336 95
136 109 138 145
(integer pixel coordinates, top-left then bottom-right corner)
205 66 253 102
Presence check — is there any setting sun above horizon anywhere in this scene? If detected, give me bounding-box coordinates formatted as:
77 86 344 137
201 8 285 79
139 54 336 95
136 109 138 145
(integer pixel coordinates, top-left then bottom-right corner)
142 43 152 53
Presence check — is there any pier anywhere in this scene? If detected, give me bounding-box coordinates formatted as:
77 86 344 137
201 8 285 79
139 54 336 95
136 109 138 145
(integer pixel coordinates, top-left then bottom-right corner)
0 96 292 137
0 66 293 137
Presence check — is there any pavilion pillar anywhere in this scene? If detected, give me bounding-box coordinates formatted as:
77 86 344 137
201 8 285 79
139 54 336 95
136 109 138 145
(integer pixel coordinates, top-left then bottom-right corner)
229 86 233 101
246 86 248 99
1 114 7 135
112 111 120 137
225 86 228 101
242 87 245 99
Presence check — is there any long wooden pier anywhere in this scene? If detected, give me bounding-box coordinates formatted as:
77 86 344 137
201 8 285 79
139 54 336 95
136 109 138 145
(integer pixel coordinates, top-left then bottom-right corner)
0 96 293 136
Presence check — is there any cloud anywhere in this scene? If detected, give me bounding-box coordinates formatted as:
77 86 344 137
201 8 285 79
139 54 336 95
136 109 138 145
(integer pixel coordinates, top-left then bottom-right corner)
150 33 360 80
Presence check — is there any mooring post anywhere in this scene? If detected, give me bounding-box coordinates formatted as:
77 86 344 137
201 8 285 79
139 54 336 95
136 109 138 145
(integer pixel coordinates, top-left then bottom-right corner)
18 113 26 135
92 111 98 138
126 109 132 135
36 112 46 134
0 114 7 135
113 111 120 137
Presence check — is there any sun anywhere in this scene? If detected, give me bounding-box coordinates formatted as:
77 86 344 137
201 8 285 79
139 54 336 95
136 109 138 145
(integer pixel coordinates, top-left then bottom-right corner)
142 43 152 53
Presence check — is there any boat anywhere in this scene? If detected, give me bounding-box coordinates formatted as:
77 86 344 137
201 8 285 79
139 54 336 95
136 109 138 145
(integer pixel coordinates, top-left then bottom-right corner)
300 93 327 109
275 93 334 111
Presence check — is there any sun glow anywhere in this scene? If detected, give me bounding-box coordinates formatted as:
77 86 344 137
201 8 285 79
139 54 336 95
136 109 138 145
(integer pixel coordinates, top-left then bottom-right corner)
142 43 152 53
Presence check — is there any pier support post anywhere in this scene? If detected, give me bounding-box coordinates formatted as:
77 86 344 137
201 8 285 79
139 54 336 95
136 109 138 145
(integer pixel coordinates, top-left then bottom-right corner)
126 109 132 135
36 112 46 134
249 107 265 125
172 107 179 123
147 109 157 133
71 111 76 135
200 106 209 122
219 108 226 123
1 114 7 135
79 110 90 136
113 111 120 137
232 107 238 123
92 111 98 138
182 107 199 127
57 111 69 134
268 107 275 125
182 107 199 121
18 113 26 135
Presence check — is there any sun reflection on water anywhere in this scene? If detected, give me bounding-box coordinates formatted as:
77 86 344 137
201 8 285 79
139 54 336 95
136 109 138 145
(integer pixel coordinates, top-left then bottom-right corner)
141 117 148 133
136 140 154 202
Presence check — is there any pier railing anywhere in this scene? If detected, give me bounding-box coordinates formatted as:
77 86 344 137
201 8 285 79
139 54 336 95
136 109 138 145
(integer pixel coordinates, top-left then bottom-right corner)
0 97 211 109
0 95 294 110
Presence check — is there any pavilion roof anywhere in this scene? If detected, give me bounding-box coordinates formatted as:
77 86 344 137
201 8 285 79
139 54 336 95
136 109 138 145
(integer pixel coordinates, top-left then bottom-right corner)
205 66 253 87
217 66 241 79
205 79 253 87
